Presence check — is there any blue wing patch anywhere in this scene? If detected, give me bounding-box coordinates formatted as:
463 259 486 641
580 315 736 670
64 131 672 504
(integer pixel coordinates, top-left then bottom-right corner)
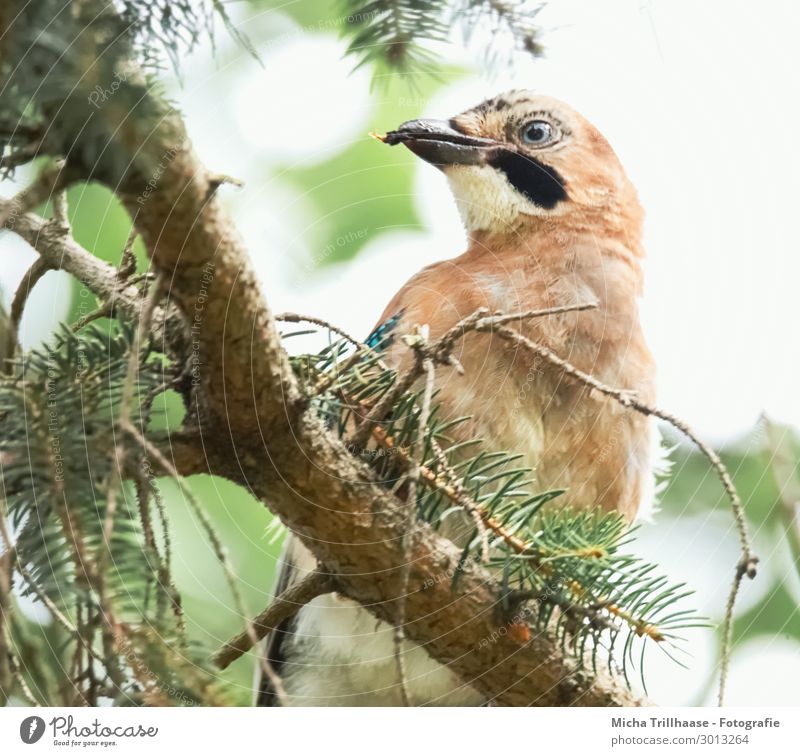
365 311 404 352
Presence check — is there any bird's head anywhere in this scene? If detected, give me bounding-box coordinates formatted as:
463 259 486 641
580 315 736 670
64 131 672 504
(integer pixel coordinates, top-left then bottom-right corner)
382 90 640 236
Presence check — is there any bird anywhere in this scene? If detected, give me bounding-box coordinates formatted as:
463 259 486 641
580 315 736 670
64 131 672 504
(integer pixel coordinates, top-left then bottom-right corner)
257 89 658 706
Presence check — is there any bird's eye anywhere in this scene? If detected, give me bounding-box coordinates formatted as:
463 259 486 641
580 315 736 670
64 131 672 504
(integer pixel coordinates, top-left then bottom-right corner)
521 120 555 146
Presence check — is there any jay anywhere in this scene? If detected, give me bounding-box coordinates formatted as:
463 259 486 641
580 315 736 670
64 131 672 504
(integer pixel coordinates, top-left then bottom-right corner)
258 90 657 706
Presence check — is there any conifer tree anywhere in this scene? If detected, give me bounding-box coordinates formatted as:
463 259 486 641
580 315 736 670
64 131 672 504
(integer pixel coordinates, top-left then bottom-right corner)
0 0 755 706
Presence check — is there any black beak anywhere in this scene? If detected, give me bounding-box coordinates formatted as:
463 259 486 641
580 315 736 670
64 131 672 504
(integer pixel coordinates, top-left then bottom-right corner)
384 118 503 168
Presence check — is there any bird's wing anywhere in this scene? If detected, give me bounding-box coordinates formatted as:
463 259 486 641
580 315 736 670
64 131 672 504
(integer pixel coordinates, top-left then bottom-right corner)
255 533 317 706
365 310 405 352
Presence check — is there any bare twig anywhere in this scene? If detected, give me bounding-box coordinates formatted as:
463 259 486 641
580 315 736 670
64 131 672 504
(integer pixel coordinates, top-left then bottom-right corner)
214 569 334 670
276 312 369 353
4 258 52 371
0 182 70 358
3 185 72 365
71 303 115 332
276 311 391 395
393 352 434 707
0 161 65 228
51 185 70 234
207 172 244 199
0 202 186 354
473 320 757 705
64 226 142 331
477 301 599 327
124 424 278 696
117 226 138 281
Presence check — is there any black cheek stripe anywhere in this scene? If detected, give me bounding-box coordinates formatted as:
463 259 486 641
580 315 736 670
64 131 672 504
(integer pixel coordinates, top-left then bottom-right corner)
489 150 568 209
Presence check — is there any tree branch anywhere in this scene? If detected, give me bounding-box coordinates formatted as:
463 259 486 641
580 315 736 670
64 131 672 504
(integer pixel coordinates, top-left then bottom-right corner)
0 201 186 354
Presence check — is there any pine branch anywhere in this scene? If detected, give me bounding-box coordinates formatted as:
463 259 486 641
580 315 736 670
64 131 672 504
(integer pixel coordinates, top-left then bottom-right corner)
338 0 546 76
291 326 704 686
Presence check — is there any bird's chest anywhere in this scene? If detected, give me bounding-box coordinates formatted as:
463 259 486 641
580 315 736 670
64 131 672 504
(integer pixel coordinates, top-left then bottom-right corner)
434 336 584 467
430 295 649 516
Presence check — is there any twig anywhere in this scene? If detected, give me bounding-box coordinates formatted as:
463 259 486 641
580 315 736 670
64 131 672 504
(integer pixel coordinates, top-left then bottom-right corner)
51 184 70 235
3 186 74 365
259 656 288 707
15 561 109 671
276 311 390 395
350 302 598 446
276 312 365 349
133 466 183 634
430 307 489 374
4 255 52 370
71 303 115 332
124 425 279 697
207 172 244 199
0 202 186 355
393 351 434 706
479 318 756 561
0 161 65 228
477 301 598 327
717 560 748 706
0 494 14 703
0 140 43 173
101 273 165 578
474 320 757 704
10 657 41 706
213 569 334 670
117 226 138 281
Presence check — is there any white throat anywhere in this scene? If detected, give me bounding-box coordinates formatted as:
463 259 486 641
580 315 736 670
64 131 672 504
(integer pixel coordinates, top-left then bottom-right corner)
444 164 539 233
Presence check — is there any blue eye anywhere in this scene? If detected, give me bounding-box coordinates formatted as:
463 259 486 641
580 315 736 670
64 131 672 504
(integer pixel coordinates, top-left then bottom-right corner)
521 120 554 145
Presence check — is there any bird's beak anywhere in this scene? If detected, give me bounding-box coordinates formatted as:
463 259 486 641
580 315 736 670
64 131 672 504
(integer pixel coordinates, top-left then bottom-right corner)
383 119 501 168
